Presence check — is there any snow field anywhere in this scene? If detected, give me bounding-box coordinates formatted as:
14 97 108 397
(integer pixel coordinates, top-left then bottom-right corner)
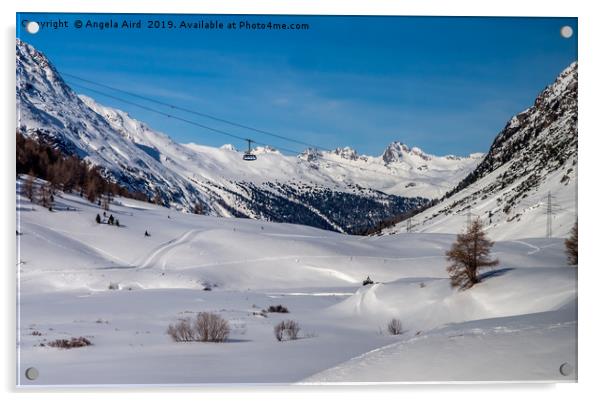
17 182 576 384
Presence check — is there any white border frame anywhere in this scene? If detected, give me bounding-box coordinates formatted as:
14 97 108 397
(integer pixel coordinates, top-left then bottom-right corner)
3 1 600 400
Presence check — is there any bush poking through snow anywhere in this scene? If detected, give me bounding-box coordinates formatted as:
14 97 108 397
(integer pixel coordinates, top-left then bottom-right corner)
195 312 230 342
47 337 92 349
274 320 301 341
167 318 196 342
108 282 119 290
565 222 577 266
267 304 289 313
167 312 230 343
387 318 403 335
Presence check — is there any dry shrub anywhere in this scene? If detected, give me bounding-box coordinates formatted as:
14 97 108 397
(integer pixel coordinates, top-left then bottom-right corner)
267 304 289 313
47 337 92 349
167 318 196 342
167 312 230 343
387 318 402 335
274 320 301 341
195 312 230 342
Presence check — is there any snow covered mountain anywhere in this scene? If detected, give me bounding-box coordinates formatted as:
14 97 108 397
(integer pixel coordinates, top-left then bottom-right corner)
16 39 481 233
384 62 578 240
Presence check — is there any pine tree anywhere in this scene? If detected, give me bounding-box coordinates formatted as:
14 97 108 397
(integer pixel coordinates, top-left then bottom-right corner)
565 222 578 266
446 219 499 290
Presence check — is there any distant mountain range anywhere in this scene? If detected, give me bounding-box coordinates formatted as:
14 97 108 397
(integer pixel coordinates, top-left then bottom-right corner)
16 39 482 234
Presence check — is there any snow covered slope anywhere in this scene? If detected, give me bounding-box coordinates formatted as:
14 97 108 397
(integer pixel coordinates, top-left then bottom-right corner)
305 305 576 382
16 39 480 233
17 178 575 384
16 39 204 209
384 62 578 240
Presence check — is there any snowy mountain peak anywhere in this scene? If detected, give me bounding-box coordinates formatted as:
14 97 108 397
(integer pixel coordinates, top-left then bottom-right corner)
299 147 321 162
332 146 359 161
17 39 60 83
382 141 441 164
409 146 431 161
220 144 237 151
382 141 408 164
254 145 280 154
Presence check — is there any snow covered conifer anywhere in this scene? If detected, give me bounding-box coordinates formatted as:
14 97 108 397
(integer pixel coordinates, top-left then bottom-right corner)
565 222 577 266
446 218 498 290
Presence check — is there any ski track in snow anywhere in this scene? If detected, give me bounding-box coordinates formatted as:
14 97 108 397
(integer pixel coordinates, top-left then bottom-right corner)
511 240 542 255
137 229 202 269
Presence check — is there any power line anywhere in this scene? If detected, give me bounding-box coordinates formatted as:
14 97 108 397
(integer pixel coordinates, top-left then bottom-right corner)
543 191 564 239
66 80 444 183
69 82 250 143
63 72 330 151
69 81 310 157
546 191 554 238
459 204 473 228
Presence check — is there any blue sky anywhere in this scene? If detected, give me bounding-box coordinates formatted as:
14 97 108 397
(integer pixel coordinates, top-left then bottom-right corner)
17 14 577 156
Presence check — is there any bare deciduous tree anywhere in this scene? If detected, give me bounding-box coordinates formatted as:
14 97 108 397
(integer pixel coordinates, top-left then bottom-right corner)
23 174 35 201
40 182 53 210
446 218 498 290
565 222 578 266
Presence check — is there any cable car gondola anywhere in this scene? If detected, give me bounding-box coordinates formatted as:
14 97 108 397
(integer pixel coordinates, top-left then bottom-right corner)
242 139 257 161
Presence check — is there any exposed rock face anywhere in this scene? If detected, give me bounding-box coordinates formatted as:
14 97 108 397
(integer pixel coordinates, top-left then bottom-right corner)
449 62 577 200
382 142 409 164
384 62 578 239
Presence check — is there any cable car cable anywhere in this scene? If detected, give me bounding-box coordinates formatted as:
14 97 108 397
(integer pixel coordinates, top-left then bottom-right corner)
63 72 329 151
66 80 444 181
